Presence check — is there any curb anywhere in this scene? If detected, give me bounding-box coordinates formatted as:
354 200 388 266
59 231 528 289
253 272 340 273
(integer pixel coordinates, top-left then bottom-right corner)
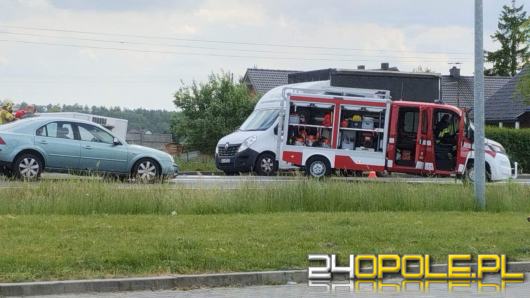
1 262 529 296
179 171 224 176
0 270 306 296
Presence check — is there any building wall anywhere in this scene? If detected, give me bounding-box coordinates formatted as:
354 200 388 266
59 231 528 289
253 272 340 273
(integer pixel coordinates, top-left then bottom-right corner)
519 112 530 128
487 112 530 129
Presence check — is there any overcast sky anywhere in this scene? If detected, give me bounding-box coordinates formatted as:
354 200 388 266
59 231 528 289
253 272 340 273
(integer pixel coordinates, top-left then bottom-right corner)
1 0 529 110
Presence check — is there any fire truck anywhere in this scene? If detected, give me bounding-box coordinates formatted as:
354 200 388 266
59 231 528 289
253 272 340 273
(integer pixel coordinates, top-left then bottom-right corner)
215 81 516 180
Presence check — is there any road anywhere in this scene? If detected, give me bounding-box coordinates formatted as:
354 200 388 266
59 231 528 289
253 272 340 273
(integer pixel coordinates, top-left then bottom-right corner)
33 278 530 298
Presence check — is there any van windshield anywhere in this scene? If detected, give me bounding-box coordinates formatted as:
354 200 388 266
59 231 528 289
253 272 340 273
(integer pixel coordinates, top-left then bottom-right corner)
239 109 279 131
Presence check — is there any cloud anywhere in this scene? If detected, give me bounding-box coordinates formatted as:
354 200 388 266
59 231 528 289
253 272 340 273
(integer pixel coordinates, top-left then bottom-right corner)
193 0 265 25
0 0 506 109
0 52 7 65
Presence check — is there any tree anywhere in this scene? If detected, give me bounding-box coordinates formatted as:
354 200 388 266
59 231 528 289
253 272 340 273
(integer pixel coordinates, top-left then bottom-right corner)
517 69 530 104
485 0 530 76
172 72 257 153
412 65 434 73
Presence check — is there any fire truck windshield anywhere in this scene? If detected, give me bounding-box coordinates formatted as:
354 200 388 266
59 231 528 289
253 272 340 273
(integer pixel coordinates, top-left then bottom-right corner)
239 109 279 131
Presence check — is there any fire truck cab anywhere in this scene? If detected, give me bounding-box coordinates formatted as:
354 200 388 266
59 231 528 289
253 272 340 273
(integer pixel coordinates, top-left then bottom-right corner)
216 81 515 181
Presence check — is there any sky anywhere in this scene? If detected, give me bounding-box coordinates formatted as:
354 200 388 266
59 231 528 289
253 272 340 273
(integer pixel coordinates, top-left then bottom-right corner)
0 0 529 110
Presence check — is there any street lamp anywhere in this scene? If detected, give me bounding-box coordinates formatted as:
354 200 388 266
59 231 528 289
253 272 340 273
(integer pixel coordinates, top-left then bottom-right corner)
474 0 486 209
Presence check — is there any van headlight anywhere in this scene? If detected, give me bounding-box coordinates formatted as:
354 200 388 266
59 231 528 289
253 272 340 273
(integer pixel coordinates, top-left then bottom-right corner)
215 145 219 155
238 136 257 152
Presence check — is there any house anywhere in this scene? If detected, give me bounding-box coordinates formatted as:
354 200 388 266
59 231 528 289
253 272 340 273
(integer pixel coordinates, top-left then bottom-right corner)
485 67 530 128
288 64 441 103
441 67 510 113
242 68 298 95
242 65 512 119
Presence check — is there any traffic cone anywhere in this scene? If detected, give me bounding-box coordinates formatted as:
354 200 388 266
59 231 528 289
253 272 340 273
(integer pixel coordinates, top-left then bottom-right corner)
368 171 377 179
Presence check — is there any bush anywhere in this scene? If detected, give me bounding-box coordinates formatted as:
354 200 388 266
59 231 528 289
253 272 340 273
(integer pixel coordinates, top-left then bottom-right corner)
485 126 530 172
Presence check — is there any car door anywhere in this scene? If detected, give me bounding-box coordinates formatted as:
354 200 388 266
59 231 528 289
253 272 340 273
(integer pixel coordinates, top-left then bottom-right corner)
415 106 434 174
34 121 81 170
76 123 128 173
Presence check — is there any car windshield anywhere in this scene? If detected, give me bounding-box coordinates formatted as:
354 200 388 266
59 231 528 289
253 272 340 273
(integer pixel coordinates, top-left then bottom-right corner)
239 109 279 131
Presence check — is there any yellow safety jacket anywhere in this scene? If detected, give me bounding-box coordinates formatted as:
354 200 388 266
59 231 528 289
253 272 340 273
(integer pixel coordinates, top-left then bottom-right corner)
437 122 455 144
0 109 15 124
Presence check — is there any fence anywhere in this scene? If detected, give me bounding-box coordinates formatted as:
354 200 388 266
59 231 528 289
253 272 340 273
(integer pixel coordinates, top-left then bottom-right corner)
126 133 173 151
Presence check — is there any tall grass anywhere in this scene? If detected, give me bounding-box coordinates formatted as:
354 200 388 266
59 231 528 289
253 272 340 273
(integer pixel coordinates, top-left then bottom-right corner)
1 180 528 215
175 155 217 172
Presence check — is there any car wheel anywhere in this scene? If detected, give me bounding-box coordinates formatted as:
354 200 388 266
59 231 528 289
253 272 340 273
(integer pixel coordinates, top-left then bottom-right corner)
133 158 161 183
305 156 331 178
255 153 277 176
13 153 43 181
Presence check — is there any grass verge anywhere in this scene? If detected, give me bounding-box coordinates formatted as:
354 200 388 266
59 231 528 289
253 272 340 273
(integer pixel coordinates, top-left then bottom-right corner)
0 180 528 215
1 180 528 282
1 212 529 282
175 155 217 172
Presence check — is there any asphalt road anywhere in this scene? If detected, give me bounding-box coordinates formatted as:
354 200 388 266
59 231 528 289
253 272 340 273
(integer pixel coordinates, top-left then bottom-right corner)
34 278 530 298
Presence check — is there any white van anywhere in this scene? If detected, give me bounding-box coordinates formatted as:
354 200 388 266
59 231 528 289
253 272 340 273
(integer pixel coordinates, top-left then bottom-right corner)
214 81 389 175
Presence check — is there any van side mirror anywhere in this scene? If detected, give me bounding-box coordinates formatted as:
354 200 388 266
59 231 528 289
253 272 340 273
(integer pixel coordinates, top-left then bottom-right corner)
274 125 278 135
113 137 121 145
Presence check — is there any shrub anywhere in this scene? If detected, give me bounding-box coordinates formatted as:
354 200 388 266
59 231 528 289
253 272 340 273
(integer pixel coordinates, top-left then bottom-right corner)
485 126 530 172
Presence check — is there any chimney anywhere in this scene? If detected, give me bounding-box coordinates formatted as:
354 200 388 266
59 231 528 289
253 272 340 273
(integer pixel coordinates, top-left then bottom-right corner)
357 65 365 70
381 62 390 70
450 66 460 78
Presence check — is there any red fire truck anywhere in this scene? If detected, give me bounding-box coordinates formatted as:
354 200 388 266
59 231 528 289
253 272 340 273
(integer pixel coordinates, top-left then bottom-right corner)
216 81 515 180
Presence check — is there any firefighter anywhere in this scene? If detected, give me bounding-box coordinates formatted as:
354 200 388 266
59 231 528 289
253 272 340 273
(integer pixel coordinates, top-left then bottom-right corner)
0 100 16 125
435 114 456 145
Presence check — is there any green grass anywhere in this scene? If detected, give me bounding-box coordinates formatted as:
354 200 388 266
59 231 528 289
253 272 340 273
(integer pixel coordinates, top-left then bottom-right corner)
0 180 528 215
0 212 529 282
175 155 217 172
0 180 528 282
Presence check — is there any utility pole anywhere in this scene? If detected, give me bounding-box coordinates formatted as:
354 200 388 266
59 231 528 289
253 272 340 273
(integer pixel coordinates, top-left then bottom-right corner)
474 0 486 209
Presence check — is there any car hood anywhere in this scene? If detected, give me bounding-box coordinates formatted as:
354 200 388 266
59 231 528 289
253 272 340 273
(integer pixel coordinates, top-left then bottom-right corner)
218 130 264 146
485 138 502 148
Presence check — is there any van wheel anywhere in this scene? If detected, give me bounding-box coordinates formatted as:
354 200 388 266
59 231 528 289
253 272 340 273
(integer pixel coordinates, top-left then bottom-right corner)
255 153 277 176
306 156 331 178
13 153 43 181
465 162 491 182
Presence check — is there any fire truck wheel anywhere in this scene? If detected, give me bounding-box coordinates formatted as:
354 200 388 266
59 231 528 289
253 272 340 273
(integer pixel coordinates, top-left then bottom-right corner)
306 156 331 178
255 153 277 176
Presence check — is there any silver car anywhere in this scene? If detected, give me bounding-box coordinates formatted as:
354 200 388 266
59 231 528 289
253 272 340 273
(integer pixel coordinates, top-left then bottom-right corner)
0 117 178 181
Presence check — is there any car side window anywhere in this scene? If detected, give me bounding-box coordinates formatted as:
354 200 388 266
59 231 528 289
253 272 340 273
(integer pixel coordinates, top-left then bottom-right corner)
37 122 74 139
77 124 114 144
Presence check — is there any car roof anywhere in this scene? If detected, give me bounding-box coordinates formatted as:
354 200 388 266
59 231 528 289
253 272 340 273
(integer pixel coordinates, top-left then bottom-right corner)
0 117 107 132
32 117 98 125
